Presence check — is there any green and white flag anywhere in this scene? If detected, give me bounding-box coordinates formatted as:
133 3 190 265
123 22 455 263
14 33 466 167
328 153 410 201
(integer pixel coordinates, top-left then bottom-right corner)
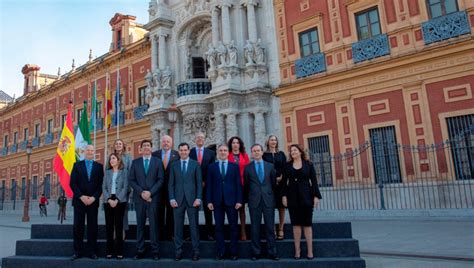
75 102 91 160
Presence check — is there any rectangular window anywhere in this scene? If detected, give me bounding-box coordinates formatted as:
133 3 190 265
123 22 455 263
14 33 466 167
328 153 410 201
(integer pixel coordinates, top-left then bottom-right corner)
117 30 122 49
23 128 29 141
138 86 147 106
96 102 103 119
427 0 458 18
1 180 5 209
47 119 53 134
447 114 473 180
10 179 16 201
77 108 83 125
299 28 320 57
3 135 8 147
21 177 26 200
43 174 51 199
61 114 67 129
356 8 381 40
369 126 402 183
35 123 40 138
307 135 333 186
32 175 38 200
13 132 18 144
192 57 207 79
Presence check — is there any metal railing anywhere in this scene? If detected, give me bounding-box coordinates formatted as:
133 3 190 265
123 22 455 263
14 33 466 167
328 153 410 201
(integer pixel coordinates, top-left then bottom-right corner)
308 128 473 210
422 11 471 45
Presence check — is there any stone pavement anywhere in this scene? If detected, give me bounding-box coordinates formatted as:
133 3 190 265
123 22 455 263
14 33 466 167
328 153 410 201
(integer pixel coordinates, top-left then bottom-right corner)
1 209 473 267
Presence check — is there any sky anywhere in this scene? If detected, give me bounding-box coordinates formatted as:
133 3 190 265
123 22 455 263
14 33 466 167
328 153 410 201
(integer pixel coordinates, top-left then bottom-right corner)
0 0 149 99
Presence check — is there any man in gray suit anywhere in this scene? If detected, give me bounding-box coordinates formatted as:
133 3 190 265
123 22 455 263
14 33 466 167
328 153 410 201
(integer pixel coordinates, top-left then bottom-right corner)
243 144 279 261
129 139 164 260
169 142 203 261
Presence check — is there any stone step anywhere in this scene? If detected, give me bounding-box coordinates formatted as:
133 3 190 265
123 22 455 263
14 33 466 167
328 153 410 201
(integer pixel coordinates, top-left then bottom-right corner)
15 238 361 258
31 222 353 240
1 255 366 268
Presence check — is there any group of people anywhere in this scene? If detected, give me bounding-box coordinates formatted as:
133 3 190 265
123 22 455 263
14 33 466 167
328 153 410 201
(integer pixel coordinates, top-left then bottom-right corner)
69 132 322 261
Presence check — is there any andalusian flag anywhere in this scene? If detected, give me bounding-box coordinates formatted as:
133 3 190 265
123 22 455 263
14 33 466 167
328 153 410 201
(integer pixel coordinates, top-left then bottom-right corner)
104 74 112 129
75 102 91 160
89 80 97 132
53 102 75 198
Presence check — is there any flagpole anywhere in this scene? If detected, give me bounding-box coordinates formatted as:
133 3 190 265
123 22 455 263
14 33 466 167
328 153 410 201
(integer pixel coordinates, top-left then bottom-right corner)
116 65 120 139
93 79 97 160
104 71 109 168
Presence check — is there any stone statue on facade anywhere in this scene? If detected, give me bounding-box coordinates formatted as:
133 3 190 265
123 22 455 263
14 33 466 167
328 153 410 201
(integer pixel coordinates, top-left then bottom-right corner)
254 38 265 64
160 66 172 89
227 40 238 66
217 41 228 67
153 68 162 89
244 40 255 65
205 44 218 70
148 0 158 17
145 69 154 89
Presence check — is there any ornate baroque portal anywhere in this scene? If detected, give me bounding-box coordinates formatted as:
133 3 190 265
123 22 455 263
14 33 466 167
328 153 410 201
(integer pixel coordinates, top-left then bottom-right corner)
144 0 281 148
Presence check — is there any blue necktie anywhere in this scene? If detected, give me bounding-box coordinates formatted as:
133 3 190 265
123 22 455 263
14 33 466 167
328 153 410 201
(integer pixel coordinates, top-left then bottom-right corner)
86 160 92 181
181 161 187 174
257 162 264 183
144 158 149 175
220 161 226 181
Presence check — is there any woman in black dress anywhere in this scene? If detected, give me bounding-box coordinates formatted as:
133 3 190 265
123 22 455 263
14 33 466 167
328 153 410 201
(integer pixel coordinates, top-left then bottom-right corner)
282 144 322 259
262 135 287 240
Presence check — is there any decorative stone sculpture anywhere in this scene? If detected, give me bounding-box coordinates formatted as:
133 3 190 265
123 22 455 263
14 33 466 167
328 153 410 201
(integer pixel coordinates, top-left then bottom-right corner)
153 68 162 89
148 0 157 16
160 66 172 89
217 41 227 67
254 38 265 64
205 44 218 70
145 69 154 89
227 40 238 66
244 40 255 65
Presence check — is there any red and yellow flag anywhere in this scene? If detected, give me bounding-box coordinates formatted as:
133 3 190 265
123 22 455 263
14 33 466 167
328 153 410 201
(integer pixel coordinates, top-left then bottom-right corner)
53 102 76 198
104 74 112 129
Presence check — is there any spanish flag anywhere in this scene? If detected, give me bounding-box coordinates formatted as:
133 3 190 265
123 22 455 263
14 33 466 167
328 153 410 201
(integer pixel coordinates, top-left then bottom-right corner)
53 102 75 198
104 73 112 129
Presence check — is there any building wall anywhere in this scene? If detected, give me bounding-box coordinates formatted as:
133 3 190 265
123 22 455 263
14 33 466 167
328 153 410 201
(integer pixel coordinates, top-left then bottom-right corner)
0 40 152 202
274 0 474 185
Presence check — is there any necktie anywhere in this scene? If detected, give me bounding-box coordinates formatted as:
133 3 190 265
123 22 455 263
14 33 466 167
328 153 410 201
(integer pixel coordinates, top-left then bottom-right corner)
197 149 203 165
86 160 92 181
257 162 264 183
163 151 169 170
182 161 187 174
220 161 226 181
144 158 149 175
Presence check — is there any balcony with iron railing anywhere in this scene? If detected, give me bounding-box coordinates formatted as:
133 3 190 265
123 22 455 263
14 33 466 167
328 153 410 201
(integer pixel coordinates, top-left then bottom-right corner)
134 105 149 121
352 34 390 64
295 53 327 79
44 133 54 145
31 137 40 148
422 11 471 45
20 140 28 151
10 144 17 153
177 79 212 99
112 111 125 127
1 147 7 156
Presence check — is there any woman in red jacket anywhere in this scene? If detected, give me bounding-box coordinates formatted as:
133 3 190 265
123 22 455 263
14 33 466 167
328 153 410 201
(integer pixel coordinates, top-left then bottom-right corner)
227 136 250 240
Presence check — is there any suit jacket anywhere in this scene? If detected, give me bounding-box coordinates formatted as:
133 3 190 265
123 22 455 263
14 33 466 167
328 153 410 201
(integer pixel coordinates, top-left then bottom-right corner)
70 160 104 207
243 160 277 209
168 159 203 207
190 147 216 183
128 156 164 204
282 160 322 208
206 161 243 207
102 169 129 203
152 149 179 202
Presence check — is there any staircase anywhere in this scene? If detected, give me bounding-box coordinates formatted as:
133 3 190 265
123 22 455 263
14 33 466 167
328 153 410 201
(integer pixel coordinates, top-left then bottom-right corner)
2 222 365 267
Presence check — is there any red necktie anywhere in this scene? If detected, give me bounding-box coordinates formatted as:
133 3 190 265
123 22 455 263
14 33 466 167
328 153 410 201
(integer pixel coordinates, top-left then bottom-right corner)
197 148 203 165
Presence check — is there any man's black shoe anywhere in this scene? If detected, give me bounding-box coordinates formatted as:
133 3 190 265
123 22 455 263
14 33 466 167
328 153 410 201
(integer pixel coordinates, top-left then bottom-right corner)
251 254 260 261
192 254 200 261
152 254 160 260
215 255 224 260
231 255 238 260
70 254 82 261
269 254 280 261
207 235 215 241
134 252 145 260
175 254 182 261
88 254 98 260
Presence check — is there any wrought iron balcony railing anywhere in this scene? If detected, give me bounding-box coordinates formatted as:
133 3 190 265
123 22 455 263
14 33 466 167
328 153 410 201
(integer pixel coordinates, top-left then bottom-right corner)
45 133 54 145
177 79 212 98
134 105 149 121
32 137 40 148
422 11 471 45
352 34 390 63
295 53 327 79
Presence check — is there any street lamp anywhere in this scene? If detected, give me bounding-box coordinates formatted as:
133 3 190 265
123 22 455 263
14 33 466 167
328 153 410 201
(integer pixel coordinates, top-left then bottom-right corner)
22 143 33 222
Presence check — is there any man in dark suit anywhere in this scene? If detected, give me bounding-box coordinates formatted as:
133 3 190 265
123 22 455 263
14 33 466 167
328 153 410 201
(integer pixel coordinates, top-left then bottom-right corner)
244 144 279 261
189 131 216 241
152 134 179 241
169 142 202 261
129 139 164 260
70 144 104 260
206 144 243 260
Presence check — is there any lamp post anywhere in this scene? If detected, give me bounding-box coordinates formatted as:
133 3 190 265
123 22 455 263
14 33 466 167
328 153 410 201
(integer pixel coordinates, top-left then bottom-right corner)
22 143 33 222
167 105 178 137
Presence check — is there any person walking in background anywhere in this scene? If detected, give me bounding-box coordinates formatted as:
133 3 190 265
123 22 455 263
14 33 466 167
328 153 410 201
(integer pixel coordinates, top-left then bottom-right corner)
282 144 322 260
39 193 49 217
102 153 129 259
206 144 242 260
263 135 287 240
69 145 103 260
169 142 202 261
129 139 164 260
57 192 67 221
244 144 279 261
227 136 250 241
190 131 216 241
152 135 179 241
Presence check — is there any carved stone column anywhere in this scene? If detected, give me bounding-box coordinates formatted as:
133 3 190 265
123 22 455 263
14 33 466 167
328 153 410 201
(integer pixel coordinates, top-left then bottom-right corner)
214 113 225 145
211 7 220 47
226 113 238 140
246 0 258 43
158 33 167 69
151 34 158 70
254 111 266 146
221 2 232 44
